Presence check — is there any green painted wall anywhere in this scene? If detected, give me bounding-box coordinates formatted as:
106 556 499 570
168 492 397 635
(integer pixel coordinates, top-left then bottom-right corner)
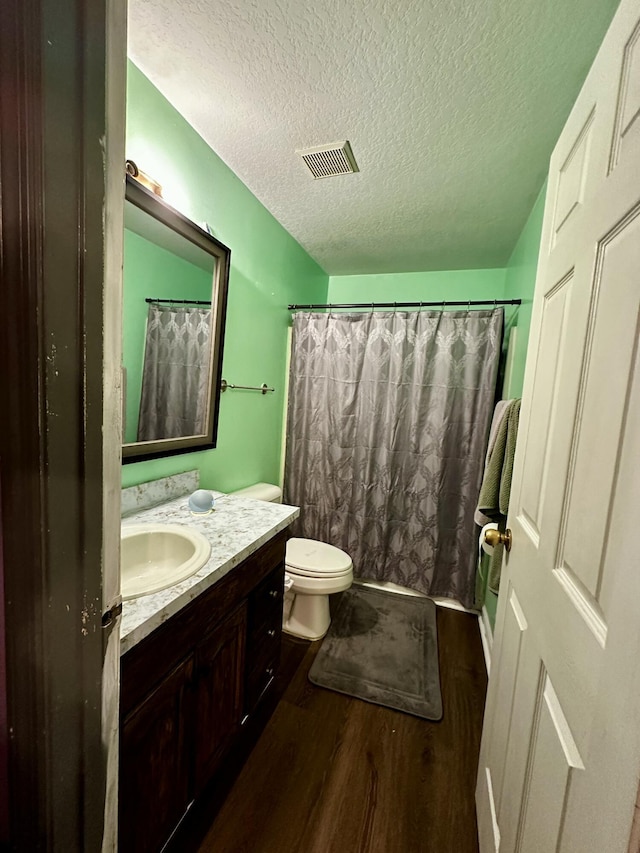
483 182 546 629
502 183 547 398
122 229 213 443
122 62 328 490
327 268 507 306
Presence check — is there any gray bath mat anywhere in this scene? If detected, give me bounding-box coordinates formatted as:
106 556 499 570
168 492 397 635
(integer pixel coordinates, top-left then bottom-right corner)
308 585 442 720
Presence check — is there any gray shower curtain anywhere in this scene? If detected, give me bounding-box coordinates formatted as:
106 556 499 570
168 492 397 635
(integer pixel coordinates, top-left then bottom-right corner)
284 309 503 609
137 304 212 441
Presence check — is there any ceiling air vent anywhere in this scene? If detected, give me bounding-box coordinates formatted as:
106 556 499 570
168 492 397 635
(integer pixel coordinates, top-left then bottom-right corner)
296 140 359 179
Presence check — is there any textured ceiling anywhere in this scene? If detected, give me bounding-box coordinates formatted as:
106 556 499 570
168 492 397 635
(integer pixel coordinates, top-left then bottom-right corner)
128 0 619 275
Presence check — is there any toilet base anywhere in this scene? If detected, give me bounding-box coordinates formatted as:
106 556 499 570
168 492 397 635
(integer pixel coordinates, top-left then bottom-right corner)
283 591 331 641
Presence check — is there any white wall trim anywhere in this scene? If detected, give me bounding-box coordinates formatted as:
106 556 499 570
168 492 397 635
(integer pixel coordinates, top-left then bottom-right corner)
478 606 493 674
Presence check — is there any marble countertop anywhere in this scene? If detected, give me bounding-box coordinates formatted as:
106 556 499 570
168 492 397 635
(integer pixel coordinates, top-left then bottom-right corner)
120 492 299 654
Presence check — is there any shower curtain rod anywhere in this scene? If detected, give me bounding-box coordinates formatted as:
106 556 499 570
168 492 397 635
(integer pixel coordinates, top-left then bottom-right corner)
287 298 521 310
145 298 212 305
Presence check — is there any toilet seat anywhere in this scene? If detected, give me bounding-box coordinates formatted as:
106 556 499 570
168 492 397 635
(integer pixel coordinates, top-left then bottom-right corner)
286 563 352 579
286 538 353 577
285 569 353 598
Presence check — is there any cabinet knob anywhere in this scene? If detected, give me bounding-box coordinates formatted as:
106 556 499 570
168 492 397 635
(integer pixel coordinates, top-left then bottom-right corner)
268 589 279 598
267 628 276 638
266 666 274 677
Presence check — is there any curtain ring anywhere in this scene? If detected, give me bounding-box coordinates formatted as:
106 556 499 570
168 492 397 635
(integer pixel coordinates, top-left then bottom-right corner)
393 301 397 312
467 300 471 311
371 302 374 313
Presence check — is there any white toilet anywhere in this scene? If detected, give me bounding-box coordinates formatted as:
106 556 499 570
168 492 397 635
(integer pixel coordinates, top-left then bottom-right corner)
230 483 353 640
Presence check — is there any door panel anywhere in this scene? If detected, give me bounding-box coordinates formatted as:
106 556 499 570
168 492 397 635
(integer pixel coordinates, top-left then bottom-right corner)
518 675 583 853
557 206 640 622
559 338 640 852
518 271 573 539
551 111 595 245
478 586 532 853
609 19 640 170
490 588 529 814
477 2 640 851
477 765 501 853
496 635 544 852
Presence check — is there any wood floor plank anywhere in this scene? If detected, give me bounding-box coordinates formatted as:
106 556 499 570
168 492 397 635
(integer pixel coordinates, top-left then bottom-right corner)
196 607 487 853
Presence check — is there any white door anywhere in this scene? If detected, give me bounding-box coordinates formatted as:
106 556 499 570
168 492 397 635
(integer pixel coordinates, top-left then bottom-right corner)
476 1 640 851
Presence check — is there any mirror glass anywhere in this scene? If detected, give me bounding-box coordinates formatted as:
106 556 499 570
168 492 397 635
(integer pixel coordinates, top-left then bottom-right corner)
122 176 230 462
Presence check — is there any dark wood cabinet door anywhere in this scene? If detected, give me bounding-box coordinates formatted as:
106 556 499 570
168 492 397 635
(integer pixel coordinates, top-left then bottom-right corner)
119 655 194 853
193 602 247 792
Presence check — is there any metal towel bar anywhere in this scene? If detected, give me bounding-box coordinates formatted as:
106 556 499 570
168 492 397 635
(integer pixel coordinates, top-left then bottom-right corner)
220 379 275 394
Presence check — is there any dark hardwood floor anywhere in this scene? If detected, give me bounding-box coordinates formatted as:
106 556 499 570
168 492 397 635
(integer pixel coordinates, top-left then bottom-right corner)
196 606 487 853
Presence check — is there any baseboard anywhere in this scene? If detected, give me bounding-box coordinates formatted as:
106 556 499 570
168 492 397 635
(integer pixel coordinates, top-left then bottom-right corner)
478 606 493 674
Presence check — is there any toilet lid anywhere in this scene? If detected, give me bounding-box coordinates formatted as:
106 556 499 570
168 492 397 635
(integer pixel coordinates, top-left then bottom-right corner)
286 538 352 574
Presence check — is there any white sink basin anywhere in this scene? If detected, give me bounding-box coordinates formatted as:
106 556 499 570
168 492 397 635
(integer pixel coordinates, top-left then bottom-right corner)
121 523 212 600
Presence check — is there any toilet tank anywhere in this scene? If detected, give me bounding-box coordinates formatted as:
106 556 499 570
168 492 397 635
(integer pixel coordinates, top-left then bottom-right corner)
229 482 282 503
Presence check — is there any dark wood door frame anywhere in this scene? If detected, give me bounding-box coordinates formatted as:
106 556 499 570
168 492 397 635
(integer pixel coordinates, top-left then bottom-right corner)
0 0 123 848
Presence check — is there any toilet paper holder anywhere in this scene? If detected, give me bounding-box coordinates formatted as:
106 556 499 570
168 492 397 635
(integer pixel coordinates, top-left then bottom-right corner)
485 527 513 552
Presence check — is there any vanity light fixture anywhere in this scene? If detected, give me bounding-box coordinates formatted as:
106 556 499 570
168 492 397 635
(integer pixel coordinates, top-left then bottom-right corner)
125 159 163 196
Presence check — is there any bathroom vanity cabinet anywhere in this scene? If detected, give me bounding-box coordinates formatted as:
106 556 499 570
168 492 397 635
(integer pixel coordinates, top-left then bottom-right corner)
119 530 286 853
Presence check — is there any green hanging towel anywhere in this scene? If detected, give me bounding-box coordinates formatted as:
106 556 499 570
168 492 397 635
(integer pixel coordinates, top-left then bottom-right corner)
499 398 521 515
476 399 521 594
